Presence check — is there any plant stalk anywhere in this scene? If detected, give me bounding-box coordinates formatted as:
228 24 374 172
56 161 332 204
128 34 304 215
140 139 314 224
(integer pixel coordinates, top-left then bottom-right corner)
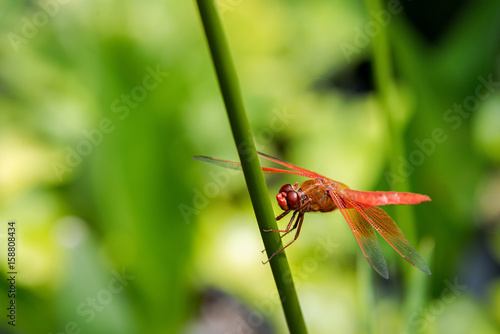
364 1 430 333
364 0 416 241
194 1 308 333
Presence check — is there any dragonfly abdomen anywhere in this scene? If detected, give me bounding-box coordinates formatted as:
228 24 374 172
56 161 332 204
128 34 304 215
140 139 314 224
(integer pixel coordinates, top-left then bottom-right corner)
341 189 431 206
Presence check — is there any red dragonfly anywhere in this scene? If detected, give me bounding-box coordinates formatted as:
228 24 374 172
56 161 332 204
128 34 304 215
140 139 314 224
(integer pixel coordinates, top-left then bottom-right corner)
194 152 431 278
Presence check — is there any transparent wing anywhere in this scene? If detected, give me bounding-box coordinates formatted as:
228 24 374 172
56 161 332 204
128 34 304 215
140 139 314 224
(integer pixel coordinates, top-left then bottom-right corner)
256 152 326 179
193 153 324 179
358 204 431 275
329 190 431 277
328 190 389 279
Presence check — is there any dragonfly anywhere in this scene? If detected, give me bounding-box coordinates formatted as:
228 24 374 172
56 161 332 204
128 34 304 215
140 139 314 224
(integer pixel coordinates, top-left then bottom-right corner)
193 152 431 279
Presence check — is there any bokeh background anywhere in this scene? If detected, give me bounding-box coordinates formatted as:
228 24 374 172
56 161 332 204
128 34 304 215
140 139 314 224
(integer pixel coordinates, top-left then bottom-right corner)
1 0 500 333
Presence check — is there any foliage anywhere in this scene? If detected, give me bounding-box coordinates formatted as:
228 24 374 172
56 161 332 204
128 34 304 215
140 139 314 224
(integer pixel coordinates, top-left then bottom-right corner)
0 0 499 333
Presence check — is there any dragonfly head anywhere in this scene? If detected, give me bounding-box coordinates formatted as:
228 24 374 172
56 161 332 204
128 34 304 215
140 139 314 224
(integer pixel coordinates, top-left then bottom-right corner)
276 183 301 211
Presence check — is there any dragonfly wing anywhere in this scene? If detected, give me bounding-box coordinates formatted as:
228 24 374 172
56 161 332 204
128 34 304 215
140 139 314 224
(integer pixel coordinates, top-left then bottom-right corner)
332 190 431 275
193 156 243 171
328 190 389 279
193 155 312 177
257 152 326 179
359 205 431 275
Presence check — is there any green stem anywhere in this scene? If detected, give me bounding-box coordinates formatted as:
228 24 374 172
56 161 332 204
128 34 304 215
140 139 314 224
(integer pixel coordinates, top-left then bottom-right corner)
357 255 375 334
404 238 434 334
194 1 308 333
364 1 431 333
364 0 416 241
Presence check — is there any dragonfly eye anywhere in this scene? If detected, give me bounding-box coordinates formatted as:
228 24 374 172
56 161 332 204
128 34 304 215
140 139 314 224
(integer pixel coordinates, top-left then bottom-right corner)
279 184 293 193
276 184 300 211
287 191 300 209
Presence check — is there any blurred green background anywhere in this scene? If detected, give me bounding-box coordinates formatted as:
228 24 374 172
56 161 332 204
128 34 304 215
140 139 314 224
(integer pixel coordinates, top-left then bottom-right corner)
1 0 500 333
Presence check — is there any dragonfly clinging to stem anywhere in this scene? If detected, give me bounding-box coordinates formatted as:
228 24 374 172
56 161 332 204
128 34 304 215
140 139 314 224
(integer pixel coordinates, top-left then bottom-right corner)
193 152 431 279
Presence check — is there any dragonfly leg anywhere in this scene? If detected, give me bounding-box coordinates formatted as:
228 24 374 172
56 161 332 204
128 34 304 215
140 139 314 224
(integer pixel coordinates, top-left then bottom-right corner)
264 198 310 235
261 211 298 253
278 212 300 238
264 211 297 233
262 212 305 264
278 199 310 238
275 209 292 221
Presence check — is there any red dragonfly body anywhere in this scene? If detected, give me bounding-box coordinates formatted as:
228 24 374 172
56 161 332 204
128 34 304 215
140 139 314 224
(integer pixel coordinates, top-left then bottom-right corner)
194 152 431 279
